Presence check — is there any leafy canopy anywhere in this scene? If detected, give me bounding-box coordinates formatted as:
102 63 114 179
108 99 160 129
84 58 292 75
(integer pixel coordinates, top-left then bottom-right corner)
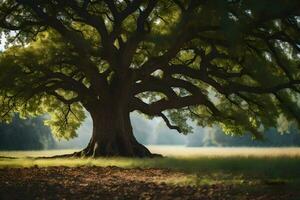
0 0 300 139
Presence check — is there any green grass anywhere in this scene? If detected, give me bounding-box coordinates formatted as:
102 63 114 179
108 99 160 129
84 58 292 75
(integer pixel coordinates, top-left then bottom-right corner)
1 148 300 188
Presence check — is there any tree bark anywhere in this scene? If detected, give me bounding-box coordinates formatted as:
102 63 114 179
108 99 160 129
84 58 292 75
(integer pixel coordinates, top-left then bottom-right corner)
74 101 158 158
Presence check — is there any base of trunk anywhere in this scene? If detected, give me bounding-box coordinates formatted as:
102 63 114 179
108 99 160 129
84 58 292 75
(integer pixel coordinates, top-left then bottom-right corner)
72 142 162 158
43 144 162 159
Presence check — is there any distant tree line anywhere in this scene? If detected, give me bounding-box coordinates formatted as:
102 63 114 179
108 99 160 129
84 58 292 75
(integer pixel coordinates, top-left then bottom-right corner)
186 126 300 147
132 113 300 147
0 115 55 150
1 114 300 150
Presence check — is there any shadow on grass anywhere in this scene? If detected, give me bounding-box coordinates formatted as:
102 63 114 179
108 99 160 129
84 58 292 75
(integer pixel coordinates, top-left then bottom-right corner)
1 156 300 180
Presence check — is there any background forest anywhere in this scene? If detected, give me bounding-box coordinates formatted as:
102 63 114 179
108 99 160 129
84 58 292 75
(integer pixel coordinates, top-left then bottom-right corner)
1 114 299 150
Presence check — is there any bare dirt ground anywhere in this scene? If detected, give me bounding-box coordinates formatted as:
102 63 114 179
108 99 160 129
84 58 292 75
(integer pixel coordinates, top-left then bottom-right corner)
0 166 297 200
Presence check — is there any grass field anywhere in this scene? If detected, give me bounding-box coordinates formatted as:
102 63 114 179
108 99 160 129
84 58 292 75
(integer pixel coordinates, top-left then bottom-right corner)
1 146 300 187
1 146 300 199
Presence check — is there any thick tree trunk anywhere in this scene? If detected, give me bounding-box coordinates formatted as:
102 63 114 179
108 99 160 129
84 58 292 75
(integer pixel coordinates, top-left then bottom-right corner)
74 101 158 158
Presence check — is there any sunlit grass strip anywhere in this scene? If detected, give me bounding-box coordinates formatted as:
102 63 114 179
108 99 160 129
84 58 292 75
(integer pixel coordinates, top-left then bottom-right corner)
2 147 300 158
148 146 300 157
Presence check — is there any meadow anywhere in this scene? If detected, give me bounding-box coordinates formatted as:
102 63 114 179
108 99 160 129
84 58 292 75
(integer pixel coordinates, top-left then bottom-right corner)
1 146 300 183
1 146 300 199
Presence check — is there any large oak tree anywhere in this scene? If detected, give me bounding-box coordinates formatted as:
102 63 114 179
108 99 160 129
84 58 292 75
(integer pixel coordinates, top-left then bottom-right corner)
0 0 300 157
